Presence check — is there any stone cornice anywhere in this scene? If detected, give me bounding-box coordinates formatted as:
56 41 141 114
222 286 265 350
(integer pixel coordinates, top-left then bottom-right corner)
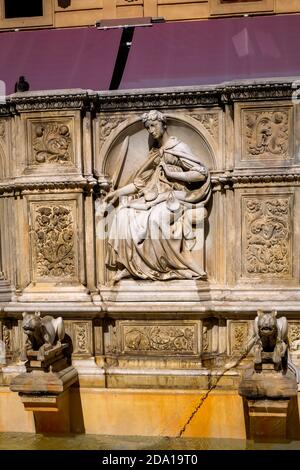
98 89 220 110
219 80 294 103
0 172 298 195
0 176 97 195
0 90 98 114
0 78 296 114
211 171 300 188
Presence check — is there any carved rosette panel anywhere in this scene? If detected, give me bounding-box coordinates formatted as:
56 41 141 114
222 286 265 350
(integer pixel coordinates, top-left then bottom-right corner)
242 197 292 277
120 321 199 355
229 321 249 355
288 322 300 352
189 113 219 142
73 322 93 356
243 109 290 160
30 120 73 165
31 202 77 281
99 115 127 151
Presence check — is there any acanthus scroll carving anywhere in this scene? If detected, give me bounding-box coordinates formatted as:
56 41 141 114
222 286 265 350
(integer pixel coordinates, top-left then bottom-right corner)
99 115 126 150
189 113 219 142
73 322 90 355
230 322 249 354
245 110 289 159
244 198 291 276
32 122 72 164
124 325 195 353
34 205 75 278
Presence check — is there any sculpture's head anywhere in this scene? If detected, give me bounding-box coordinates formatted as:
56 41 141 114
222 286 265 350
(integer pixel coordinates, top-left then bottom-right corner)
257 309 278 337
22 311 42 337
142 110 167 141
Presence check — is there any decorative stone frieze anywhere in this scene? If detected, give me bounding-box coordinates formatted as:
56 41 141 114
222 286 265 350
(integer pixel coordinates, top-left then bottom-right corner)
119 321 200 355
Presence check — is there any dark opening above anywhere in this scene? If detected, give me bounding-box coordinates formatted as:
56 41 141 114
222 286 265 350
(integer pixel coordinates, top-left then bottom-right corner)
5 0 43 18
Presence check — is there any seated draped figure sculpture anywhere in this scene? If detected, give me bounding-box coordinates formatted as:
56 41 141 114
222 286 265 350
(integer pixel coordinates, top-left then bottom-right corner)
104 110 211 283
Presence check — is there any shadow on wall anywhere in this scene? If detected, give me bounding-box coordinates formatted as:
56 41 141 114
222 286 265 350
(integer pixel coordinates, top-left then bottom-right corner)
69 384 85 434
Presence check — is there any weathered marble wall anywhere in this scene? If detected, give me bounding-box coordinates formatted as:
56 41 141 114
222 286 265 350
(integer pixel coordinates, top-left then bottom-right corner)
0 80 299 390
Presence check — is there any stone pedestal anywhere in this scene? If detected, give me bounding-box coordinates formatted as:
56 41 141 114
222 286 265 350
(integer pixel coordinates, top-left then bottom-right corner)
239 363 298 440
10 345 78 433
21 390 72 434
247 399 290 440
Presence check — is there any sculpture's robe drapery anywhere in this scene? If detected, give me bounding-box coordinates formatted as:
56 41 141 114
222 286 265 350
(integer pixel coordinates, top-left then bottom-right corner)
106 136 211 280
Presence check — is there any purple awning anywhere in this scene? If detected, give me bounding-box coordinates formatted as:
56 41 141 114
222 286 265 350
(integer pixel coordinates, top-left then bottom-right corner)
120 15 300 89
0 27 122 94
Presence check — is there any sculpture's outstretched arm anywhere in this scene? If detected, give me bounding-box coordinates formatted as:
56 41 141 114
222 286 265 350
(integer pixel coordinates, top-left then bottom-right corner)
104 183 137 206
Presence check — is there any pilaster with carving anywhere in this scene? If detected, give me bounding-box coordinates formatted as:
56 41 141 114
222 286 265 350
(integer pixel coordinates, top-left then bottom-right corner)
242 196 292 278
229 321 250 355
31 202 77 281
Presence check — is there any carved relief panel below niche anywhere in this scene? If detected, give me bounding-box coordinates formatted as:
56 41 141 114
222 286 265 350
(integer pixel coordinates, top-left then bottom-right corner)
116 321 201 356
30 201 78 282
242 195 293 278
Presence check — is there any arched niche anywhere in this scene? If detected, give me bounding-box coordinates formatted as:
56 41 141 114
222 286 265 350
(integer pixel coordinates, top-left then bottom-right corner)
101 113 217 188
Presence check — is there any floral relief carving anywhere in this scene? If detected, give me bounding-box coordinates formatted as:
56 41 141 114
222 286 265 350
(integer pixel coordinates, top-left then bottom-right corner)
230 322 248 354
73 323 89 355
244 110 289 159
244 198 291 276
32 122 72 164
124 325 196 353
189 113 219 141
34 204 76 279
99 116 126 149
288 323 300 351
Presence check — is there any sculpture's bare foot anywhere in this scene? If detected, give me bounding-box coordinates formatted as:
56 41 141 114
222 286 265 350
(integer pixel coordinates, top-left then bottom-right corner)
110 268 130 285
